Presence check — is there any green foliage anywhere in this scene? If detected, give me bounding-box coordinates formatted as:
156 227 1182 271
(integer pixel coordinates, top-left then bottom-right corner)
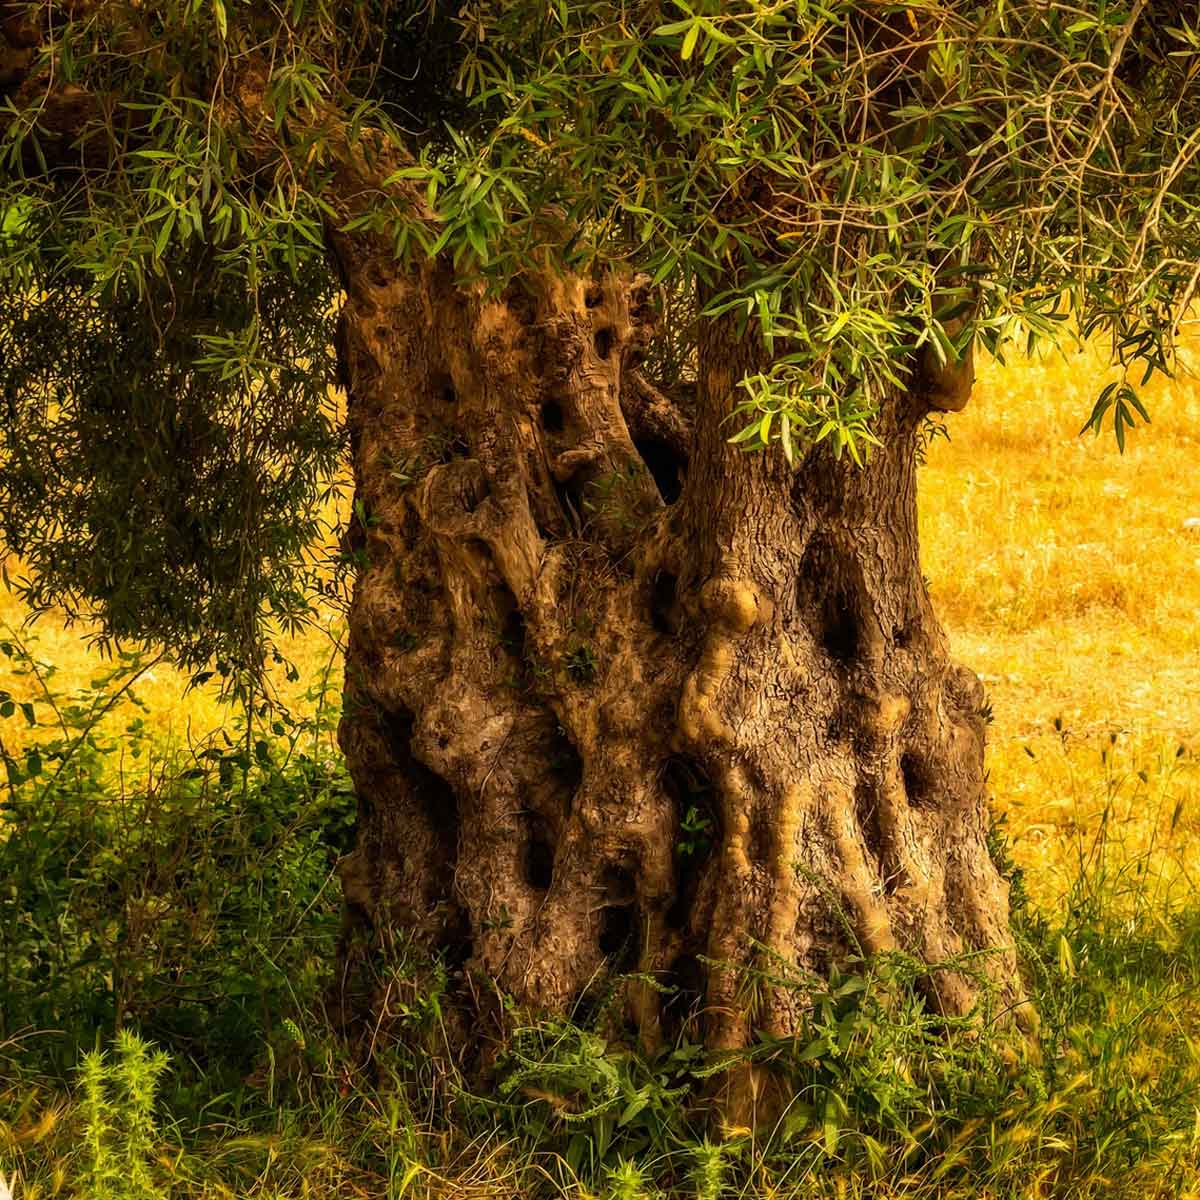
0 0 397 681
675 804 713 858
2 1 1198 672
419 0 1200 453
1079 379 1153 453
688 1138 730 1200
605 1157 660 1200
0 630 354 1079
563 642 599 683
0 260 343 685
728 371 881 468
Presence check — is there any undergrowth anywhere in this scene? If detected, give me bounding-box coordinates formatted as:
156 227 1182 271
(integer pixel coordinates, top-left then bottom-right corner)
1 634 1198 1198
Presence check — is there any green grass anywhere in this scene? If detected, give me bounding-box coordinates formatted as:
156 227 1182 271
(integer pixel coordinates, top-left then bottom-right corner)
2 634 1199 1199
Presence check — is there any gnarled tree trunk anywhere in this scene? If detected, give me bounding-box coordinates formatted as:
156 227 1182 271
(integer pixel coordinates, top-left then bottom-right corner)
331 243 1022 1113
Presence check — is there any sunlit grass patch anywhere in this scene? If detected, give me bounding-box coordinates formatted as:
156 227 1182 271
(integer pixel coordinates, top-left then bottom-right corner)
918 333 1200 932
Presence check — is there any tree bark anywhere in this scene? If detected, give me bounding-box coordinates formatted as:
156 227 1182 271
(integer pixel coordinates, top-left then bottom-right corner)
330 242 1024 1115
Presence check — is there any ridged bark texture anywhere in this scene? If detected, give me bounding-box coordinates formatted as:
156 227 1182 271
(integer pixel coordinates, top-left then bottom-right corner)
331 246 1023 1114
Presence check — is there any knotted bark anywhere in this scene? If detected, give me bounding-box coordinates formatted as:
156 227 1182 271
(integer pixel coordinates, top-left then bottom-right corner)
330 238 1023 1117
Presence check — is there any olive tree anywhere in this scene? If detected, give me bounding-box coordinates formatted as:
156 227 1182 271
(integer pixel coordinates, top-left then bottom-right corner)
3 0 1197 1110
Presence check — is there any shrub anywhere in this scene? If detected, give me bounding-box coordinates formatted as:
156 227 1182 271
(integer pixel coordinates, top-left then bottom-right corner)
0 632 354 1084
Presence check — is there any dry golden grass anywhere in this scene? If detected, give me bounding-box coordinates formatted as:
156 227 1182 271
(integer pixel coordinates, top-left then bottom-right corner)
0 535 349 757
920 330 1200 911
2 335 1199 917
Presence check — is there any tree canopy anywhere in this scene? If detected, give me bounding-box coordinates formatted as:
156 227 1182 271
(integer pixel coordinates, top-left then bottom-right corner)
2 0 1198 681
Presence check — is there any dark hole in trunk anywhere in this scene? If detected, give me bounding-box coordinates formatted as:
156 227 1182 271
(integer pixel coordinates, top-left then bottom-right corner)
499 595 526 659
650 569 679 635
900 751 937 810
661 953 705 1025
634 437 685 505
570 987 602 1029
541 399 565 433
594 327 615 360
437 433 470 463
532 506 568 543
549 725 584 792
800 539 861 665
442 932 474 973
522 815 555 890
380 707 460 864
821 586 859 664
599 904 640 971
343 896 371 930
602 863 637 904
430 371 457 407
599 863 640 969
551 472 591 535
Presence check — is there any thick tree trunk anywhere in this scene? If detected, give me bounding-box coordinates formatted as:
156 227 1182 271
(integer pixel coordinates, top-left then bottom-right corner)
331 245 1023 1112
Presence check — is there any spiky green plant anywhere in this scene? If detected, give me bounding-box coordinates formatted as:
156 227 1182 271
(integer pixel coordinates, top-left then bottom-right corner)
78 1034 170 1200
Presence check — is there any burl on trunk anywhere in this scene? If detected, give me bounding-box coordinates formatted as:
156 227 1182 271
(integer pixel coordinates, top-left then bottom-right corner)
331 246 1022 1098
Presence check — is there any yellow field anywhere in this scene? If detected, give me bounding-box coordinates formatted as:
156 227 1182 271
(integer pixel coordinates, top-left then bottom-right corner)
2 339 1199 916
922 335 1200 910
